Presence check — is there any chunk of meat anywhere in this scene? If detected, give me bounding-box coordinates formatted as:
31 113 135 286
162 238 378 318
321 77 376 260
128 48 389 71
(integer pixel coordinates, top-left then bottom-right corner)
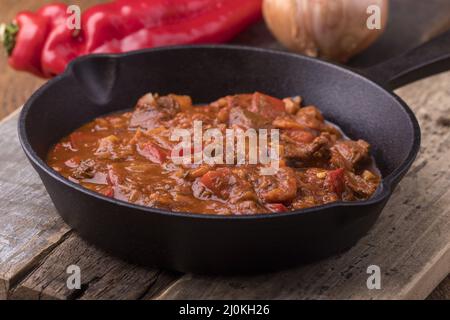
129 93 181 129
95 135 119 159
295 106 325 131
257 167 297 203
285 129 316 144
344 171 379 197
200 168 257 203
95 135 134 160
330 139 370 170
282 132 331 162
106 164 129 202
225 94 254 109
229 107 271 129
292 168 344 209
72 159 96 179
272 116 307 130
236 200 265 214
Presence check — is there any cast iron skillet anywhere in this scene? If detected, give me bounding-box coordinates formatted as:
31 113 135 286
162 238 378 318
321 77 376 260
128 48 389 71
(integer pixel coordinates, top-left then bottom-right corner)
18 30 450 274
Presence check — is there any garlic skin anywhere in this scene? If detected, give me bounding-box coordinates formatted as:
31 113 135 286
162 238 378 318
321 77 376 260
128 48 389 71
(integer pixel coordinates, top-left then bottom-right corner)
263 0 389 62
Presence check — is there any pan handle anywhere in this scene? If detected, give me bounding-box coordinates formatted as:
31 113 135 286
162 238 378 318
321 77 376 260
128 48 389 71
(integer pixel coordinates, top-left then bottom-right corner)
359 29 450 89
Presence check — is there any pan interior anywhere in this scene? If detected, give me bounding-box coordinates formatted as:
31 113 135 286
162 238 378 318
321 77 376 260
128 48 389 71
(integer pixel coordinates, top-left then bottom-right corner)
23 47 417 182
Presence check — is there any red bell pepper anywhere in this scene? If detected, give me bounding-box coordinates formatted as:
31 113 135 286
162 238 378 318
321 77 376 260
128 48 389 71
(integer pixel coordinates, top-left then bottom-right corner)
137 141 169 164
4 13 48 77
250 92 286 118
325 168 346 196
1 0 262 78
266 203 288 213
1 4 68 77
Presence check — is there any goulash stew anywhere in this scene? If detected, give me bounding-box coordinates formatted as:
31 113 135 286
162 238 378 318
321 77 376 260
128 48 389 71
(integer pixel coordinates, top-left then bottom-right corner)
47 92 380 215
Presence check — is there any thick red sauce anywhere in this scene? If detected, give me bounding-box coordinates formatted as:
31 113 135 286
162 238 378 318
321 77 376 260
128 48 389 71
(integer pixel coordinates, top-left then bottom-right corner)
47 92 380 215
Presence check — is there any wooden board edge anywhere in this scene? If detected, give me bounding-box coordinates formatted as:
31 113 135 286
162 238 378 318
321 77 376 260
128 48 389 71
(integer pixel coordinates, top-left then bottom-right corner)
398 243 450 300
0 106 22 126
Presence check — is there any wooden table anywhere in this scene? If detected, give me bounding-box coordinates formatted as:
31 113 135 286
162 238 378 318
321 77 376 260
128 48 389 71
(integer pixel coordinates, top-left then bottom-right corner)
0 0 449 300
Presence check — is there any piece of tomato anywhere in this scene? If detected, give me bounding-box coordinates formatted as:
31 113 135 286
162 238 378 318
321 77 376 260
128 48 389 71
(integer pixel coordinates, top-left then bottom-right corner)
138 142 168 164
326 168 345 196
266 203 289 213
251 92 285 118
100 186 114 198
200 168 232 198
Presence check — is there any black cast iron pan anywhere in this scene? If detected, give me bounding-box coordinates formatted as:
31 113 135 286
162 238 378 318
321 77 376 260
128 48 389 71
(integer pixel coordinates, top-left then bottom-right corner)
18 30 450 274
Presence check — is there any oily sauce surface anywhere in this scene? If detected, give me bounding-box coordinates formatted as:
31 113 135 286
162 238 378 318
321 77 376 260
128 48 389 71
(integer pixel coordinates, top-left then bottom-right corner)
47 92 380 215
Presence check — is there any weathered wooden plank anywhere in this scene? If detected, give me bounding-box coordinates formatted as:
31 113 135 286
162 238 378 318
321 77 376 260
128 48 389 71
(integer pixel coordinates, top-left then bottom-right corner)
0 109 71 299
9 233 180 300
427 275 450 300
155 71 450 300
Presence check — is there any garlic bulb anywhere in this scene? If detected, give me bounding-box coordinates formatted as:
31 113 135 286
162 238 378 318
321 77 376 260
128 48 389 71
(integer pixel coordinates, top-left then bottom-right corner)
263 0 389 62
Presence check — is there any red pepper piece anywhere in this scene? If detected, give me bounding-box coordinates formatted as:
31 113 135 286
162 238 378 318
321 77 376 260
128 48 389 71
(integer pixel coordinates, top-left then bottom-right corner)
251 92 286 118
325 168 346 196
40 23 85 76
83 0 219 52
92 0 262 53
37 3 68 29
100 186 114 198
6 13 49 77
3 0 262 77
266 203 288 213
200 168 232 198
3 4 68 77
138 141 169 164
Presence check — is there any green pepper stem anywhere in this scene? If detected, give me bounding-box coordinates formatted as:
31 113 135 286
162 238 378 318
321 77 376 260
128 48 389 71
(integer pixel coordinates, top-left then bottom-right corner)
1 22 19 56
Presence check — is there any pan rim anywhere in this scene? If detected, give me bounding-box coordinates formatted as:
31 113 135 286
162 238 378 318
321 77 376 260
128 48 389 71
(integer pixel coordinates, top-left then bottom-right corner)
18 44 421 220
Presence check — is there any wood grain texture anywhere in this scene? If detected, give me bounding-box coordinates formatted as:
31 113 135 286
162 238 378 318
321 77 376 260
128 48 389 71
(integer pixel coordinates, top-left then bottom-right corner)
155 71 450 300
0 108 70 299
9 233 180 300
427 275 450 300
